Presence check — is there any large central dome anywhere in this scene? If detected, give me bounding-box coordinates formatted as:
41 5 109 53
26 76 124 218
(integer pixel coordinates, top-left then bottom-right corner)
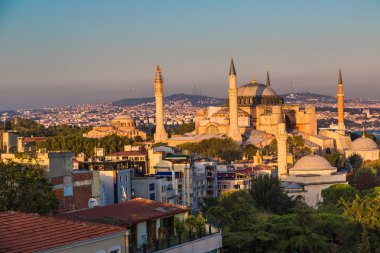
238 81 278 97
236 80 283 106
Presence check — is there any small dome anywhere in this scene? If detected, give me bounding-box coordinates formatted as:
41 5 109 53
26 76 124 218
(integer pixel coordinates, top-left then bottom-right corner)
237 81 278 97
292 155 335 171
350 137 378 151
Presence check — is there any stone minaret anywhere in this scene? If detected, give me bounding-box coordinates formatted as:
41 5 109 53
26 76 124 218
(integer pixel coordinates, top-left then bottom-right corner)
228 59 242 143
276 106 287 179
337 66 345 135
154 65 168 143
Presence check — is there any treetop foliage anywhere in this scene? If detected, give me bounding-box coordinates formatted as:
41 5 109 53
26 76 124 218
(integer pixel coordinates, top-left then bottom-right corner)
0 162 59 214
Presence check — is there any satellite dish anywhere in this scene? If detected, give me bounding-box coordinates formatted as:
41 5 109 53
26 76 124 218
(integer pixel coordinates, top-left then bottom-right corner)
88 198 99 209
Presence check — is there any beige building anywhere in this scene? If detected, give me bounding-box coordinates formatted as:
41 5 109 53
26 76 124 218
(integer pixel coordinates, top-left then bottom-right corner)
167 61 317 146
84 112 146 140
282 155 347 207
345 135 379 161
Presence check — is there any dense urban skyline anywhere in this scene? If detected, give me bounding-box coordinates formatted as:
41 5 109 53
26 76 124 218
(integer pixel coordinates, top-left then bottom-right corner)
0 0 379 109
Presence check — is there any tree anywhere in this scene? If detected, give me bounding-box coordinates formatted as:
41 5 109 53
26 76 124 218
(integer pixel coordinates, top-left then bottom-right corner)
341 195 380 229
250 175 293 214
194 213 207 237
178 137 239 159
287 136 311 160
185 215 197 240
319 184 358 212
172 123 195 135
220 149 242 162
352 167 378 191
358 229 371 253
0 162 59 214
348 154 363 171
325 151 346 169
242 144 258 159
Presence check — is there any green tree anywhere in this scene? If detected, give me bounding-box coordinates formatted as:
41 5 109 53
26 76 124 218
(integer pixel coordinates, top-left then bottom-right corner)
319 184 358 212
178 137 239 159
358 228 371 253
250 175 293 214
172 123 195 135
242 144 258 159
0 162 59 214
348 154 363 170
352 167 379 191
220 149 242 162
287 136 311 160
325 151 346 169
341 195 380 229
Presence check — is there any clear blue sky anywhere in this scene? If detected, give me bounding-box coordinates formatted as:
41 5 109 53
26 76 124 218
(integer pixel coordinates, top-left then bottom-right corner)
0 0 379 109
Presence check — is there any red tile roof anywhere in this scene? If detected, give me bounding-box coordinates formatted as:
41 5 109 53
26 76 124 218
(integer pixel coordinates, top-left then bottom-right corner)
107 151 147 157
24 137 47 143
0 211 126 253
56 198 189 226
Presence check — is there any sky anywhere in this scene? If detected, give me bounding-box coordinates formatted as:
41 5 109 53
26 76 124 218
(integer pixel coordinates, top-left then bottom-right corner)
0 0 379 109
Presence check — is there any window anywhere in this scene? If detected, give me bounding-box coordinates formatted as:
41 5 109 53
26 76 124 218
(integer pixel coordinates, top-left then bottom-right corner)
233 184 240 189
149 193 156 200
125 174 129 182
119 175 122 183
222 184 229 189
149 183 155 191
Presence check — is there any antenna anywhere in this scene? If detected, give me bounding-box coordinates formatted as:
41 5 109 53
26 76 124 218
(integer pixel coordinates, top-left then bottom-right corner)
88 198 99 209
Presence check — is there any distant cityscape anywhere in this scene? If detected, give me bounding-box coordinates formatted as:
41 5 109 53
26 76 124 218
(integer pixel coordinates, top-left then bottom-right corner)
2 92 379 132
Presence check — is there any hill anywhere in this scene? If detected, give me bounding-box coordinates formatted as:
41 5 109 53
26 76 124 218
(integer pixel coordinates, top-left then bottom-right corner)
112 93 225 107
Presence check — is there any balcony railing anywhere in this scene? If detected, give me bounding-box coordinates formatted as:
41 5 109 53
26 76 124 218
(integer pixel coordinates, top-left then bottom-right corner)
131 224 221 253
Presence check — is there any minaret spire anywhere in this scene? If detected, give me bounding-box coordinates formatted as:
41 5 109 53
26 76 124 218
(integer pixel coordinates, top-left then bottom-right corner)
337 65 345 135
228 58 242 143
266 68 271 86
229 58 236 76
154 64 168 143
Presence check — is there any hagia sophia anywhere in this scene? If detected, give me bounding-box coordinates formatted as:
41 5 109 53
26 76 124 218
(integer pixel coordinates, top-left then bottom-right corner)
85 59 379 170
152 59 378 206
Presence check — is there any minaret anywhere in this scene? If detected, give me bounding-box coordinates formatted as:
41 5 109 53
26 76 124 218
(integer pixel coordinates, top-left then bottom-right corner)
266 68 271 86
228 59 242 143
276 106 287 179
154 65 168 143
337 66 345 135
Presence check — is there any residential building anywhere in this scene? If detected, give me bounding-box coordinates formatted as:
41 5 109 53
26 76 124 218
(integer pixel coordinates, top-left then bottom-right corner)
57 198 222 253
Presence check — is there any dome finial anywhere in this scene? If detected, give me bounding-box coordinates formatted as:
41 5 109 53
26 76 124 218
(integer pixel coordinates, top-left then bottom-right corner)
229 58 236 76
362 127 365 138
251 73 256 83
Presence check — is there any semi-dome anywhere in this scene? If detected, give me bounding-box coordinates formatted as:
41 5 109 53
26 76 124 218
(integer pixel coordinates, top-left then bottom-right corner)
350 137 378 151
292 155 335 171
237 81 278 97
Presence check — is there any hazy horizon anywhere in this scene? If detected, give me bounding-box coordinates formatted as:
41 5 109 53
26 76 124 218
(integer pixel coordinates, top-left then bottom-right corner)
1 0 379 110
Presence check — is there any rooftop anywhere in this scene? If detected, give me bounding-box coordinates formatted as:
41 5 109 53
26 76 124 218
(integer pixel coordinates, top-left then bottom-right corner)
0 211 125 253
56 198 189 226
107 150 148 156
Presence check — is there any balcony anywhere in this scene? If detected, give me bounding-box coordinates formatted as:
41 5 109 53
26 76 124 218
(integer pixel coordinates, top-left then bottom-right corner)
133 224 222 253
